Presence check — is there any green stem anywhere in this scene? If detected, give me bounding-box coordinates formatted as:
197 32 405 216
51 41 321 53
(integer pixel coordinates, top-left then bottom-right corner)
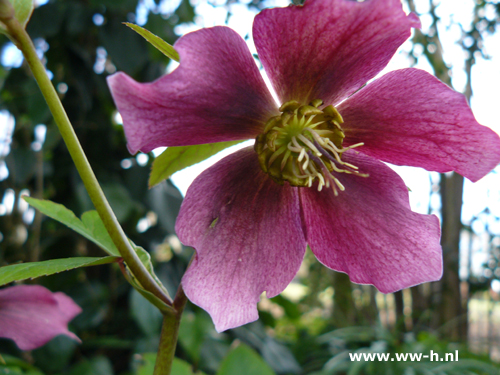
154 285 188 375
3 16 171 306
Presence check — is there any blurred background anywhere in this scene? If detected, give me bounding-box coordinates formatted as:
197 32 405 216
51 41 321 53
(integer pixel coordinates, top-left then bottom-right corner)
0 0 499 374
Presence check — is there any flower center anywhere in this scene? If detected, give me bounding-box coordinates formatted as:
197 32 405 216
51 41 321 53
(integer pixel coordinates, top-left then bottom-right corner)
255 99 366 194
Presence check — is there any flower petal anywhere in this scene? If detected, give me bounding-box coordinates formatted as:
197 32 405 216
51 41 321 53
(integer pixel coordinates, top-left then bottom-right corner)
176 148 306 331
108 27 277 154
0 285 82 351
339 68 500 182
253 0 419 105
300 150 442 293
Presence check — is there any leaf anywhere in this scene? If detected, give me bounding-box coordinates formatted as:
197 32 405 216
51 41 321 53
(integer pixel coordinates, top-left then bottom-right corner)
67 356 113 375
100 16 149 73
0 0 34 34
175 0 195 24
23 197 120 257
149 141 244 187
134 245 171 298
216 345 276 375
171 358 206 375
0 354 43 375
270 295 301 320
124 22 179 62
12 0 33 27
120 244 173 314
178 311 214 361
22 199 172 313
32 336 78 373
136 353 206 375
130 288 163 337
0 256 120 286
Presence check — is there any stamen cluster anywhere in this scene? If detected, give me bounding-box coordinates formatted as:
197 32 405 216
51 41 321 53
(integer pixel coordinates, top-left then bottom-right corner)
255 99 365 194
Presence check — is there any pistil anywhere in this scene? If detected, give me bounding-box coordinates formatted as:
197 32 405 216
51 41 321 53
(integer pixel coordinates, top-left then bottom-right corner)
255 99 367 193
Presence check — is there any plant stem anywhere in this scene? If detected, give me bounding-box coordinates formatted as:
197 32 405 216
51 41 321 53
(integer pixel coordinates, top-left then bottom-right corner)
154 285 188 375
3 16 171 306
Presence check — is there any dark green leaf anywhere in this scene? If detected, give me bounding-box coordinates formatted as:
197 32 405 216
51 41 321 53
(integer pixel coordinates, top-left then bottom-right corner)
100 16 148 73
124 22 179 62
270 295 301 320
5 147 37 185
178 311 214 361
23 197 120 256
135 353 206 375
149 141 244 187
175 0 195 24
68 356 113 375
262 339 301 374
32 336 78 373
130 288 163 337
217 345 276 375
101 183 136 223
25 1 63 38
0 256 119 286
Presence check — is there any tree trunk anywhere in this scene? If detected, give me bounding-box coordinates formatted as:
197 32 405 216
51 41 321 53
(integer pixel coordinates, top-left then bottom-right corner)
332 272 357 327
435 172 466 341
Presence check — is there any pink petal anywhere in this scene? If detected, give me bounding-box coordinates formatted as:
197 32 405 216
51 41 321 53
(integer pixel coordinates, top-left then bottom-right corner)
300 150 442 293
253 0 419 105
108 27 277 154
0 285 82 351
339 68 500 182
176 148 306 331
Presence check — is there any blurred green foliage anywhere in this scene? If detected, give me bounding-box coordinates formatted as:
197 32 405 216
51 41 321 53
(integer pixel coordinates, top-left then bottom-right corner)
1 0 500 374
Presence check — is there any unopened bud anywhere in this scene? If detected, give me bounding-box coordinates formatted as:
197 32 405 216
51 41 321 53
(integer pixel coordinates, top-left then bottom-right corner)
0 0 15 23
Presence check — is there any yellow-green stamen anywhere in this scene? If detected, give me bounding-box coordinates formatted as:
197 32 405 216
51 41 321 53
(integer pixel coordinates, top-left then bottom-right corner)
254 99 367 194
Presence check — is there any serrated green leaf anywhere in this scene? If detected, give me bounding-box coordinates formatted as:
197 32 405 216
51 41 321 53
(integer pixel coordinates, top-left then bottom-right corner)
217 345 276 375
23 197 120 257
22 199 172 313
124 22 179 62
120 243 173 314
134 245 169 297
149 141 244 187
0 256 120 286
0 0 34 34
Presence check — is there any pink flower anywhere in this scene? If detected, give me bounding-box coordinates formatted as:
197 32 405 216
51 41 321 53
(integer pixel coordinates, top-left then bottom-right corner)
0 285 82 350
108 0 500 331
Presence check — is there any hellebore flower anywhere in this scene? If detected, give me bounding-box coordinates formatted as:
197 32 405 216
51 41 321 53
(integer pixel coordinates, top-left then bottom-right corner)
0 285 82 350
108 0 500 331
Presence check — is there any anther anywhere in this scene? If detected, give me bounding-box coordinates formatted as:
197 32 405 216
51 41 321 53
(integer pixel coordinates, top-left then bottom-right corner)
255 99 367 192
310 99 323 108
299 105 323 117
279 100 301 112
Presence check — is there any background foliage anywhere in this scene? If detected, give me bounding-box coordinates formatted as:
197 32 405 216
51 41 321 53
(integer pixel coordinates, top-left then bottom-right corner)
0 0 499 374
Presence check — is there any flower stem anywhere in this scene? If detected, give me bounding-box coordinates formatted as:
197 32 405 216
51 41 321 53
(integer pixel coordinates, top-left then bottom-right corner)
2 16 171 306
154 285 188 375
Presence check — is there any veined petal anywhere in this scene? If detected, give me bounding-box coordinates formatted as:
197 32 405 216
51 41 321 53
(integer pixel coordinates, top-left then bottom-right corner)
339 68 500 182
176 148 306 332
108 27 277 154
253 0 419 105
0 285 82 351
300 150 442 293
